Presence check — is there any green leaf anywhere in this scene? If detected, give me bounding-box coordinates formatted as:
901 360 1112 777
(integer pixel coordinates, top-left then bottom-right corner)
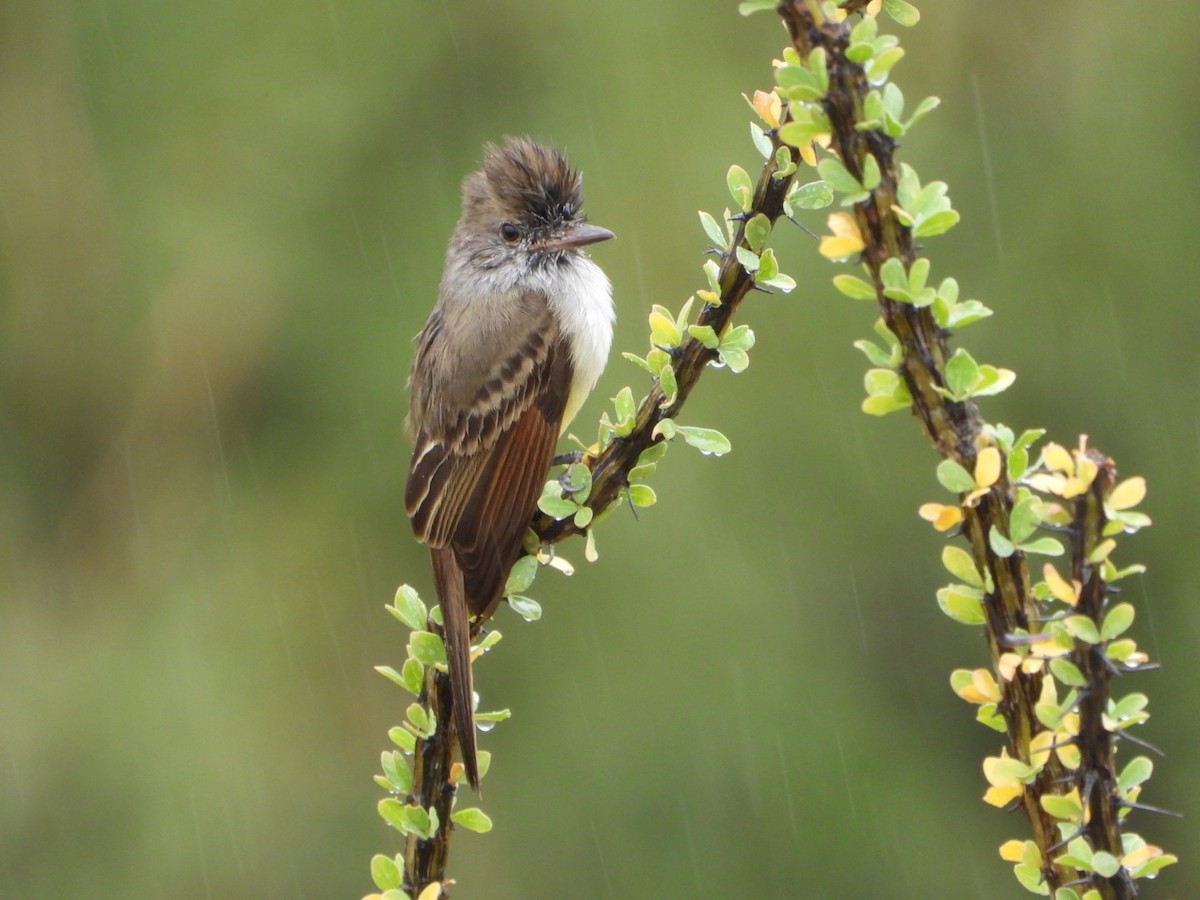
638 441 669 465
1049 658 1087 688
628 484 657 507
883 0 921 26
833 273 877 300
737 0 776 14
649 305 683 348
861 394 911 416
563 462 591 495
865 46 905 85
719 346 749 373
773 145 797 179
787 179 834 211
860 153 881 191
945 349 981 397
573 505 593 528
727 165 754 212
1117 757 1153 793
908 95 940 129
759 270 796 292
750 122 773 159
817 156 862 195
614 386 636 427
1091 852 1121 879
744 213 771 253
375 665 408 689
852 338 891 368
736 246 760 273
676 426 731 456
972 365 1016 397
658 363 678 408
989 525 1015 558
936 585 985 625
388 726 416 753
380 750 413 794
1020 536 1065 557
879 256 908 296
1014 863 1049 895
1008 495 1041 544
380 801 436 840
1100 603 1135 641
1064 615 1101 644
913 208 960 238
688 324 719 349
371 853 402 891
507 594 542 622
776 62 827 103
1041 793 1082 820
401 657 424 695
451 807 494 833
942 546 984 589
538 493 579 519
721 324 755 351
391 584 427 631
699 210 728 250
474 630 502 653
505 555 538 595
936 459 976 493
408 631 448 669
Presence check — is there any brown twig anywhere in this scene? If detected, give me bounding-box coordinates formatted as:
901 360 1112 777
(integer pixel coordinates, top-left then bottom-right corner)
774 0 1080 889
1070 453 1137 899
403 645 457 898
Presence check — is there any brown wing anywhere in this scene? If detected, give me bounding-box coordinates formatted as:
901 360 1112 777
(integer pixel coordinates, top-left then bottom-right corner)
406 294 573 619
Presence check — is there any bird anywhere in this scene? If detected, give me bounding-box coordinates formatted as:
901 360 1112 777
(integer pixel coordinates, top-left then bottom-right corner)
405 137 614 791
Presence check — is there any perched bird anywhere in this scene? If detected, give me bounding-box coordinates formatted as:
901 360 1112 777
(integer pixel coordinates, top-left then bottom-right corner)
405 138 615 790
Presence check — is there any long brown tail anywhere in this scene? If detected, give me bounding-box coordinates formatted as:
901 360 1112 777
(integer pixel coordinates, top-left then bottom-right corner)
430 547 481 792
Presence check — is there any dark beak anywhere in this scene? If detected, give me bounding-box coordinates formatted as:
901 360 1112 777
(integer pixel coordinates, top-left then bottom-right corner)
533 222 615 253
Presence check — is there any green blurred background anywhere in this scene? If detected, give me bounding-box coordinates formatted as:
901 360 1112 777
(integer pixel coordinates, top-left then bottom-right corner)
2 2 1197 897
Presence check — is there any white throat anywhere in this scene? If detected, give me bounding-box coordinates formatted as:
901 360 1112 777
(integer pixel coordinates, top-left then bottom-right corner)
533 257 614 432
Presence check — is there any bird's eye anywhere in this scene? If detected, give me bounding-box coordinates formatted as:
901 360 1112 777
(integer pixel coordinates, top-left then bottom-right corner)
499 222 521 242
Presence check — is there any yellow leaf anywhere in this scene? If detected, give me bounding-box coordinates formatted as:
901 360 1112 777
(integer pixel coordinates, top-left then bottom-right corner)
417 883 443 900
1042 442 1073 474
956 668 999 704
1029 730 1055 768
1109 476 1147 511
1075 456 1099 491
819 212 865 260
962 485 990 507
974 446 1002 489
1121 844 1163 868
1058 476 1089 499
1042 564 1079 607
983 749 1024 787
752 89 781 128
799 143 817 167
997 652 1021 682
1029 636 1070 660
1056 736 1081 770
998 840 1027 863
972 668 1000 702
1089 538 1116 563
1026 472 1066 496
918 502 961 532
984 785 1022 808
